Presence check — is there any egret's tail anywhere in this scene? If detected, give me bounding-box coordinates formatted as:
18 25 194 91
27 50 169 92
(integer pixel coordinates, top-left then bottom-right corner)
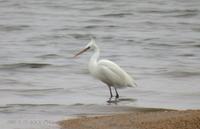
128 82 137 87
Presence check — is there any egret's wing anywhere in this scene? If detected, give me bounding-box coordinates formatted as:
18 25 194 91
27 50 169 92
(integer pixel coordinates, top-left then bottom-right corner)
97 65 121 86
98 59 136 87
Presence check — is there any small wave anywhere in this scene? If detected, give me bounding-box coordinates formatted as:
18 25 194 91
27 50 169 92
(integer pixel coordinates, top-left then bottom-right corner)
0 25 30 32
178 53 195 57
84 25 118 29
37 54 62 59
6 104 60 107
164 70 200 78
71 103 85 106
143 37 160 41
139 9 199 18
0 104 61 113
139 9 199 15
0 63 51 69
193 44 200 48
26 34 65 43
69 34 92 39
21 88 64 92
84 25 99 29
192 27 200 32
101 12 133 17
179 92 200 97
0 88 64 93
168 9 198 18
118 98 137 102
148 42 179 47
173 12 198 18
139 10 174 14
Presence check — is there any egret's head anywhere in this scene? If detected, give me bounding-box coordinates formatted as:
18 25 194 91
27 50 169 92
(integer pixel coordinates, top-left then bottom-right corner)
74 38 97 57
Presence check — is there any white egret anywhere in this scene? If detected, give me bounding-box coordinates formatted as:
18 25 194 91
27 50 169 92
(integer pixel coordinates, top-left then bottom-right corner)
74 38 136 99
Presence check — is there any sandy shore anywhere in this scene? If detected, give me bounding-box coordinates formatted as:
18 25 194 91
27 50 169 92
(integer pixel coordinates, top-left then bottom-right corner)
59 109 200 129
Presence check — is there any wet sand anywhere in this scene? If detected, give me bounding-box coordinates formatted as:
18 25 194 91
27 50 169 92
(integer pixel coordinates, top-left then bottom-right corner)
60 109 200 129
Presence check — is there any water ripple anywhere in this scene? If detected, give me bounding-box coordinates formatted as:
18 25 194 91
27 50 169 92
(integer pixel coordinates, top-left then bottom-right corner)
0 25 30 32
0 63 51 69
164 70 200 78
101 12 133 17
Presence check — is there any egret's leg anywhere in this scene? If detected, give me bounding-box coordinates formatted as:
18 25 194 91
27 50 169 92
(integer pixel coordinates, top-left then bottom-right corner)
114 88 119 98
108 86 113 98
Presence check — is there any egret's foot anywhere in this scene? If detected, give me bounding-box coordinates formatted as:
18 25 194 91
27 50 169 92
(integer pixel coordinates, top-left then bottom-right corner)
107 97 112 103
107 97 119 104
115 94 119 99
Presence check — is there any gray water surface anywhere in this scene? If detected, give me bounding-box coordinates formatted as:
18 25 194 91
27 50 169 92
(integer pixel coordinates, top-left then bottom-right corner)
0 0 200 129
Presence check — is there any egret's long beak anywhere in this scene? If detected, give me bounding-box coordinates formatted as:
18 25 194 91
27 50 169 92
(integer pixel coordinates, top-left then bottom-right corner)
73 47 90 58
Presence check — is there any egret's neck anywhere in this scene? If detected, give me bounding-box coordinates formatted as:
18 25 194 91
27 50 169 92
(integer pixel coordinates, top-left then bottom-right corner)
89 47 100 73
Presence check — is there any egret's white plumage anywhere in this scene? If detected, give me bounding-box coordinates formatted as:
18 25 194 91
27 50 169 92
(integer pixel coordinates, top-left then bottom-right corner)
74 38 136 99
